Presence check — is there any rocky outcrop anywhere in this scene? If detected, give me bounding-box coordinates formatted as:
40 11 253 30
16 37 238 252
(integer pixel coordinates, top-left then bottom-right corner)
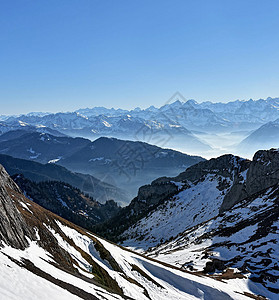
147 154 251 214
246 149 279 195
0 165 33 249
174 154 250 183
203 259 226 273
220 149 279 212
137 181 178 206
138 154 250 207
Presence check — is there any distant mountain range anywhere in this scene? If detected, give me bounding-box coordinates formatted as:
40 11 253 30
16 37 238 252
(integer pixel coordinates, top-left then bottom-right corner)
0 131 204 202
4 96 279 132
2 97 279 158
237 119 279 156
0 121 66 137
0 131 90 163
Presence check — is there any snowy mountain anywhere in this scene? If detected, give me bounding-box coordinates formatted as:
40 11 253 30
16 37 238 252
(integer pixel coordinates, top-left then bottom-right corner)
0 121 66 137
2 96 279 159
199 97 279 124
0 164 255 300
1 97 279 134
5 112 93 131
95 149 279 299
73 97 279 129
2 111 212 154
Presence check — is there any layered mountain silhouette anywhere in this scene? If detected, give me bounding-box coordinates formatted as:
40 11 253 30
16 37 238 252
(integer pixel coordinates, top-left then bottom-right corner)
0 131 205 201
0 154 129 204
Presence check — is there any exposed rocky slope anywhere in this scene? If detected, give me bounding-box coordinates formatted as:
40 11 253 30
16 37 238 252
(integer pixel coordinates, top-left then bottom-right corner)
0 165 254 299
117 150 279 249
0 165 34 249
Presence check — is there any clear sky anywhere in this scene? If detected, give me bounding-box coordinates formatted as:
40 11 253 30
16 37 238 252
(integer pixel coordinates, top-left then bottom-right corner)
1 0 279 114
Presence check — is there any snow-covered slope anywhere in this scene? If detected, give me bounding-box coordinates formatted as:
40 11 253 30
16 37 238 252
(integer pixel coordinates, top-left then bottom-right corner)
120 155 249 251
121 174 233 250
0 121 65 137
148 184 279 299
0 164 256 299
114 149 279 299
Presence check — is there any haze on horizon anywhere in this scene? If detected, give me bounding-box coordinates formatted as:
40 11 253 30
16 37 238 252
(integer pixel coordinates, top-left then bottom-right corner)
1 96 279 118
1 0 279 115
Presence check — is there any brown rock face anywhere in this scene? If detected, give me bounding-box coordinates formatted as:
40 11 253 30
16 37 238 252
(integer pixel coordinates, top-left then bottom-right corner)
0 165 33 249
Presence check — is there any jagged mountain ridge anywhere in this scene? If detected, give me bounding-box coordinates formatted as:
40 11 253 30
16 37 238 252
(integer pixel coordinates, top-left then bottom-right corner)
197 97 279 124
117 149 279 249
2 110 211 148
0 164 254 300
0 121 66 137
3 97 279 135
3 97 279 159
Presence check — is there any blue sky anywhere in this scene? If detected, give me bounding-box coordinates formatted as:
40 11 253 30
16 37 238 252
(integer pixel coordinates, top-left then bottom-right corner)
1 0 279 114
